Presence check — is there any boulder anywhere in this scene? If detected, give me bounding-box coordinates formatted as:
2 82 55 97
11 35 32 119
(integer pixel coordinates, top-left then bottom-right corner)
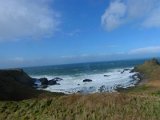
83 79 92 82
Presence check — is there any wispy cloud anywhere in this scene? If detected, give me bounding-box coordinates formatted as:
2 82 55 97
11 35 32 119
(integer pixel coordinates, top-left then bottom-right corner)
0 0 60 41
129 46 160 54
101 0 160 31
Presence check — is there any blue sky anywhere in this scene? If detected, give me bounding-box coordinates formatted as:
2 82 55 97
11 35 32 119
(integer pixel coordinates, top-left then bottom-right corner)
0 0 160 68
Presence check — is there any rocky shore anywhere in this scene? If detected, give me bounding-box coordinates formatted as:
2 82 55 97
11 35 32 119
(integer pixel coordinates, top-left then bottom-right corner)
117 58 160 92
1 58 159 100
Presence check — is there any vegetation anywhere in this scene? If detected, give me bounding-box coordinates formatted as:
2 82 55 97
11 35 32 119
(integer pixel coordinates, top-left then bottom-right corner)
134 58 160 87
1 92 160 120
0 59 160 120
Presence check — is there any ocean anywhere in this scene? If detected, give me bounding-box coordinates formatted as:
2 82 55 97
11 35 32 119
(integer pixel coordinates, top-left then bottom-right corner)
23 59 146 94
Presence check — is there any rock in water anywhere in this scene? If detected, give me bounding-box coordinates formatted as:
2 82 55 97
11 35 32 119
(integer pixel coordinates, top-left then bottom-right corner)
48 80 57 85
83 79 92 82
39 78 48 85
104 75 110 77
52 77 63 81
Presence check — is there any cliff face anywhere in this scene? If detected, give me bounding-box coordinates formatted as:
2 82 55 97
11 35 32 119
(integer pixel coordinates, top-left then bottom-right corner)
0 69 38 101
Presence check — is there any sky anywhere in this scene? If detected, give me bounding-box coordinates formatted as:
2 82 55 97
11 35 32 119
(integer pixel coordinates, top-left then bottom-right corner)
0 0 160 68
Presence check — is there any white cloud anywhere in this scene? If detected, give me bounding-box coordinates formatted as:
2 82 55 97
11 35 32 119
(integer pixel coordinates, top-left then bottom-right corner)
129 46 160 54
0 0 60 41
101 0 126 31
102 0 160 31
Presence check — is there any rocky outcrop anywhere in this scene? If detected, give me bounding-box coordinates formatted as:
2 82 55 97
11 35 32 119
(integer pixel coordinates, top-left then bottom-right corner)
48 79 58 85
39 78 48 85
38 77 61 86
0 69 34 86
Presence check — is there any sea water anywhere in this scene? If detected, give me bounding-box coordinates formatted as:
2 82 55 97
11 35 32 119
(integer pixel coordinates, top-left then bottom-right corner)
23 59 146 94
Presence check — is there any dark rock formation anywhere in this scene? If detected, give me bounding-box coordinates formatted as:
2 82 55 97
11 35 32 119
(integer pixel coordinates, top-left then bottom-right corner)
83 79 92 82
39 78 48 85
39 78 59 86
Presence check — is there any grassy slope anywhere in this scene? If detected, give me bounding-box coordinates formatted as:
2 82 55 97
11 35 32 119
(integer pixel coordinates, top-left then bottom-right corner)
1 59 160 120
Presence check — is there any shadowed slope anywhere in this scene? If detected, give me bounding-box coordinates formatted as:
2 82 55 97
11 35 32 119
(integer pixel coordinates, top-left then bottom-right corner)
0 69 63 101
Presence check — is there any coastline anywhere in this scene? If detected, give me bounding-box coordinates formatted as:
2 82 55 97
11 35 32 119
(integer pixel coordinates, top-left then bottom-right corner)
0 59 154 101
0 58 159 98
1 59 160 120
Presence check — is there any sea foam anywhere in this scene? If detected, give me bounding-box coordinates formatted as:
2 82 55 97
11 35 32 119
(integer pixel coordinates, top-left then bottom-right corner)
31 67 138 94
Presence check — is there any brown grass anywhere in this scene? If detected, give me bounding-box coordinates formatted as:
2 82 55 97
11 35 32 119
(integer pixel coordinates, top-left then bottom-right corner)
1 89 160 120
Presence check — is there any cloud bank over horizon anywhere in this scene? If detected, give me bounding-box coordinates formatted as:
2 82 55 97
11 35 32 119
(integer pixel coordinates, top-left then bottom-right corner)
0 0 59 41
102 0 160 31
